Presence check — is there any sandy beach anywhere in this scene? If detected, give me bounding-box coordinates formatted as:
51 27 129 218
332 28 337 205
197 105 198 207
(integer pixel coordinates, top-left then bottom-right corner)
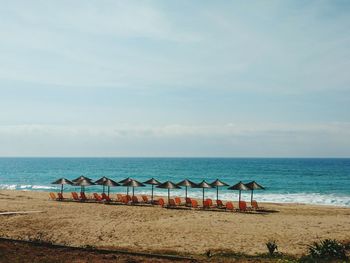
0 190 349 258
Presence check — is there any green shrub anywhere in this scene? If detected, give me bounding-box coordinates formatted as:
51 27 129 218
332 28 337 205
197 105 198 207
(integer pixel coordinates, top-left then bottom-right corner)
305 239 347 261
266 240 278 256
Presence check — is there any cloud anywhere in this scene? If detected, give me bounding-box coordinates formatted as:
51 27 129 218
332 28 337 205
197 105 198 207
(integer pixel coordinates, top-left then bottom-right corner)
1 122 349 157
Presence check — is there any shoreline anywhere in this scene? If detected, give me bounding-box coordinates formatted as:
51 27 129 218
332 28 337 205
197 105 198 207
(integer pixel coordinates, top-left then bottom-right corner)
1 189 350 258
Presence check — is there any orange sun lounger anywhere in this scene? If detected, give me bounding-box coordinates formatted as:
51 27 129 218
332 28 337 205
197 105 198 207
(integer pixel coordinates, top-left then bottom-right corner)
49 192 57 200
251 200 263 210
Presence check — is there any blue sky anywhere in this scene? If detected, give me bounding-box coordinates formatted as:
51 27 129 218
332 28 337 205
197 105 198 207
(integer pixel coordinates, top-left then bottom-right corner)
0 0 350 157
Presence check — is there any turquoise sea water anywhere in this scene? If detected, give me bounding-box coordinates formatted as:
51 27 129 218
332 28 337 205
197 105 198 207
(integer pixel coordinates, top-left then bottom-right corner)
0 158 349 207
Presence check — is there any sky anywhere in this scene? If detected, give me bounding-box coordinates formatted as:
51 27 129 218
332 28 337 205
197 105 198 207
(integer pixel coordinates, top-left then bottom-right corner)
0 0 350 157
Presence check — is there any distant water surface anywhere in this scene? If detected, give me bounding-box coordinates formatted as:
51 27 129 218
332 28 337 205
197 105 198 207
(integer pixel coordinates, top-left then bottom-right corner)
0 158 349 207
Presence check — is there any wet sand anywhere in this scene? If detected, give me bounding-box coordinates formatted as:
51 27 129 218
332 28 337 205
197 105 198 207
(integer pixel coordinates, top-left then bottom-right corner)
0 190 349 257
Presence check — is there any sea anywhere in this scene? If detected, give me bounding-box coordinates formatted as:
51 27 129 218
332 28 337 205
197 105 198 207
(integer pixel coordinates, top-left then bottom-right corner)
0 158 349 207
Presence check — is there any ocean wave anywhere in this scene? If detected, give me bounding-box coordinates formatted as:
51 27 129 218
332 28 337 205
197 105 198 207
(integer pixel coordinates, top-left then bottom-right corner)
0 184 56 190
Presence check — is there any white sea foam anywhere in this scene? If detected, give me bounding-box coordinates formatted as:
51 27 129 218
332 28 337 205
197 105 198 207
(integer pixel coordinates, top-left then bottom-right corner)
135 189 350 207
0 184 56 190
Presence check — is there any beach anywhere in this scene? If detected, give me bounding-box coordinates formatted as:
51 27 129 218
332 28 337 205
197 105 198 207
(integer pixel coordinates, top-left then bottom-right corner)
1 190 349 259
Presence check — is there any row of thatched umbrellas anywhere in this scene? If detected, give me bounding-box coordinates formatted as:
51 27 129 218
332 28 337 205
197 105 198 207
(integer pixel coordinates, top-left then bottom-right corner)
52 176 265 205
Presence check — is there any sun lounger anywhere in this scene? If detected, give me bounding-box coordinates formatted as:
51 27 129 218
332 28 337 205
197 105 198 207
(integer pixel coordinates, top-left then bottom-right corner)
80 192 88 201
132 196 140 204
142 195 150 203
239 201 252 212
225 201 235 211
157 198 165 207
185 197 192 207
57 193 65 200
116 194 123 202
126 195 132 202
216 199 224 208
251 200 264 210
71 192 80 201
49 192 57 200
121 195 129 204
191 199 198 208
203 200 211 209
168 198 176 207
205 198 213 207
175 197 182 205
101 193 112 202
93 193 103 202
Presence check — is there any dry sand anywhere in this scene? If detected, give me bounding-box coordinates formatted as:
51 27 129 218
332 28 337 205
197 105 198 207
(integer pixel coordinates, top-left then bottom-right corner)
0 190 349 257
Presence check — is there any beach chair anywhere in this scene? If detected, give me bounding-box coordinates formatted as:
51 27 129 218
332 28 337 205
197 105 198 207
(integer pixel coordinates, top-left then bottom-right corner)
71 192 80 201
116 194 123 202
216 199 224 208
251 200 264 210
239 201 252 212
157 198 165 207
175 197 182 205
121 195 129 204
101 193 112 202
168 198 176 208
185 197 192 207
225 201 235 211
93 193 103 202
191 199 198 208
203 200 211 209
132 196 140 204
80 192 88 201
49 192 57 200
57 193 65 200
205 198 213 207
142 195 150 203
126 195 132 202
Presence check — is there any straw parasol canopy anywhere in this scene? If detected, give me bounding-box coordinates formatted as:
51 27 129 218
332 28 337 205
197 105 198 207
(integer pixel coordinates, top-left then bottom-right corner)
228 181 249 202
51 178 73 194
118 177 132 195
245 181 265 204
210 179 229 201
97 178 120 197
176 179 197 199
194 180 212 206
143 178 161 203
122 179 145 197
156 181 181 204
73 178 95 193
72 175 93 183
95 176 109 193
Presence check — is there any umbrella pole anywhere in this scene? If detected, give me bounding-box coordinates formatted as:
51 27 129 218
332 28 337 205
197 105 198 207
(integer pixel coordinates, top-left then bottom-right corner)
108 186 110 197
239 190 241 203
127 187 129 196
103 185 105 194
168 188 170 204
132 187 135 197
251 189 253 204
216 187 219 201
202 188 205 207
185 186 188 199
61 184 63 195
151 184 154 202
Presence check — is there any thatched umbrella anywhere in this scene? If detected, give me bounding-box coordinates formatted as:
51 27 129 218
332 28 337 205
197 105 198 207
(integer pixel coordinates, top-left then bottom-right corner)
194 180 212 206
228 181 249 202
210 179 228 202
118 177 132 195
72 175 92 183
143 178 161 203
101 178 120 197
95 176 109 193
51 178 73 194
245 181 265 204
73 178 95 193
122 179 145 197
156 181 181 204
176 179 197 199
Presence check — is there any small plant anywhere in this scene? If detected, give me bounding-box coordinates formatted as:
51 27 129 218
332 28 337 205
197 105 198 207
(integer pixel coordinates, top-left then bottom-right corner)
306 239 347 261
266 240 278 256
